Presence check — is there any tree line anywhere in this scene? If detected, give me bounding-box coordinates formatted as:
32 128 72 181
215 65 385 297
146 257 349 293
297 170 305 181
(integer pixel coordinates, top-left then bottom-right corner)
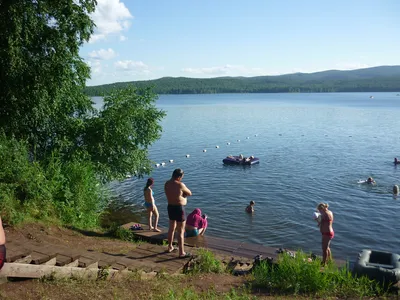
85 68 400 96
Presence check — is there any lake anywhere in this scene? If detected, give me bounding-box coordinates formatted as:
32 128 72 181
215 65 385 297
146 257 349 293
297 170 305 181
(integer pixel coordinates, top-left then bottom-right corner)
98 92 400 261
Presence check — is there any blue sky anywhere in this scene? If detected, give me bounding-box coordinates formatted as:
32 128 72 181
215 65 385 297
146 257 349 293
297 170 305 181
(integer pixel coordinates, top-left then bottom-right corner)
81 0 400 86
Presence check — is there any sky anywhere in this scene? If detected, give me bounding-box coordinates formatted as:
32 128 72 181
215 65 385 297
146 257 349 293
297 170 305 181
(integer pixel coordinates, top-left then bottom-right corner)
80 0 400 86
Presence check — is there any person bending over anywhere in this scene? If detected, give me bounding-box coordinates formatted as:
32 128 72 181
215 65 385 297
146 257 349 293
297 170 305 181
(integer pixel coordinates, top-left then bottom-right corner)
185 208 208 237
164 169 192 258
143 178 161 232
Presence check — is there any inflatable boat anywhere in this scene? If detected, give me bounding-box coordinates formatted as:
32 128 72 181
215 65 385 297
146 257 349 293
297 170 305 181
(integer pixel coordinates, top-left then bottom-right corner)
352 249 400 284
223 156 260 165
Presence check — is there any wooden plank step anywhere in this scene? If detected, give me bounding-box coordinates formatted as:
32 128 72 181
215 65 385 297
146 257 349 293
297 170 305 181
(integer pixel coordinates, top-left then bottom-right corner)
5 246 31 263
30 251 57 265
55 254 73 266
0 263 118 280
78 256 98 268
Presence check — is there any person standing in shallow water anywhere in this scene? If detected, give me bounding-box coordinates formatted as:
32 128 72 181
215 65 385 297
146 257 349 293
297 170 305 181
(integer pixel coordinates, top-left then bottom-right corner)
164 169 192 257
143 178 161 232
317 203 334 266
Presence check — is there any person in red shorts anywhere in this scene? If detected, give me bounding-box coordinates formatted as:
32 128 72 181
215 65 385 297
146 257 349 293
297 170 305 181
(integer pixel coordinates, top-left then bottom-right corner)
0 216 6 270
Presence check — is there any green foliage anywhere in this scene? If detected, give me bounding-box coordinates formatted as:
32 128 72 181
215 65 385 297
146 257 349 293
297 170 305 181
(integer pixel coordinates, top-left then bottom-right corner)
0 2 166 227
107 224 140 243
85 66 400 95
0 134 106 228
252 250 388 298
185 248 225 275
0 0 96 161
83 86 166 181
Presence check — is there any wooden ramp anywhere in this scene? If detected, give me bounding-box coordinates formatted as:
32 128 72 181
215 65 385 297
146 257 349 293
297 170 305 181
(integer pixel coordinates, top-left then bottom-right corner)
124 222 348 268
0 230 194 281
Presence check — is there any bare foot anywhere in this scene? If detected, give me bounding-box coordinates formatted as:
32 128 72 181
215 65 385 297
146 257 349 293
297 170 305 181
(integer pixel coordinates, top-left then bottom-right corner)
149 226 154 231
153 228 161 232
167 246 177 253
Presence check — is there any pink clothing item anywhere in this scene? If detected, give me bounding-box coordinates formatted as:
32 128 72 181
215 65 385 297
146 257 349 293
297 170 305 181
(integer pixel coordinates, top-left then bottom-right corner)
186 208 207 229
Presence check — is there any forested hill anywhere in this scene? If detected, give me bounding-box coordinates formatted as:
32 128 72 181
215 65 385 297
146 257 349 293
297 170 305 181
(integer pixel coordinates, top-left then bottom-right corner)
85 65 400 96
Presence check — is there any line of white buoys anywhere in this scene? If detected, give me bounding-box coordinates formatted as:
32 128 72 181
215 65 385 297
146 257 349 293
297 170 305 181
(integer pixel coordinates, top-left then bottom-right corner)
146 134 261 174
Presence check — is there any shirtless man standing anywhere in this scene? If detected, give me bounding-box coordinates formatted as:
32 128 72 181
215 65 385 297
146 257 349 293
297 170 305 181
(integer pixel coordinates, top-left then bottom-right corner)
164 168 192 257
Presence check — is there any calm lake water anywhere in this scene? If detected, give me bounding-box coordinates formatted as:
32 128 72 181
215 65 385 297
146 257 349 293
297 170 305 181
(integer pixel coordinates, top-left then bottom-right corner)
98 92 400 261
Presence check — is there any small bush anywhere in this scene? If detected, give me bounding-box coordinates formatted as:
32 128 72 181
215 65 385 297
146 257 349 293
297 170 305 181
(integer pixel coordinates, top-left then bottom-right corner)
0 134 107 229
185 248 225 275
107 224 140 243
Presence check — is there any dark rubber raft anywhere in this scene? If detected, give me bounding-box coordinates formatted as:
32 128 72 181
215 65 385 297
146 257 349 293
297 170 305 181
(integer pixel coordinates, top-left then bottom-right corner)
352 249 400 284
222 156 260 165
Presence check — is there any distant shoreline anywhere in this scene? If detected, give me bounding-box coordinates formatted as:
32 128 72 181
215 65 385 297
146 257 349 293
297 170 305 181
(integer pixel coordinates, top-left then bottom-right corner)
85 65 400 96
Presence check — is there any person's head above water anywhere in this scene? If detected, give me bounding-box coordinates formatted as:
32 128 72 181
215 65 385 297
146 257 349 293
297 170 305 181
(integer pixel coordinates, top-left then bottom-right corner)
393 185 399 195
367 177 373 183
172 168 184 179
249 200 255 206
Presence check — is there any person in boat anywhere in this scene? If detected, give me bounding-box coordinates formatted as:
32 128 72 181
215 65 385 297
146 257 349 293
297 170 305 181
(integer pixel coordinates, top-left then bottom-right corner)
316 203 334 266
143 178 161 232
185 208 208 237
394 158 400 165
239 154 244 160
366 177 376 184
246 200 255 213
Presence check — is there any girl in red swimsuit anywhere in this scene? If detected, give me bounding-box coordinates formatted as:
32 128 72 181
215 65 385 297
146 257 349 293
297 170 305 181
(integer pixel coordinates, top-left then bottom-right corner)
317 203 334 266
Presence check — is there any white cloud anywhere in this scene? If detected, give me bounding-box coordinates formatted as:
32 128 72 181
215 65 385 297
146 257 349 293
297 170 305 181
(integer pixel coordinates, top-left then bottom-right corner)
87 60 102 74
115 60 149 72
119 35 127 42
89 0 133 43
181 64 266 76
88 48 116 60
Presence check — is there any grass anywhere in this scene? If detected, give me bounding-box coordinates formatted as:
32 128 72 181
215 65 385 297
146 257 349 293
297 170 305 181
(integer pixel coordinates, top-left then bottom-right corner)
2 274 254 300
251 250 390 298
184 248 225 275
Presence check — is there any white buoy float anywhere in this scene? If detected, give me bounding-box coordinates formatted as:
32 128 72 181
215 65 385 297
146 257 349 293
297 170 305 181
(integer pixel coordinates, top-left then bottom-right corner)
246 137 250 139
186 154 190 158
161 162 166 166
254 134 258 137
227 142 230 145
215 145 219 148
169 159 174 163
155 163 160 167
203 149 207 152
237 139 240 142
